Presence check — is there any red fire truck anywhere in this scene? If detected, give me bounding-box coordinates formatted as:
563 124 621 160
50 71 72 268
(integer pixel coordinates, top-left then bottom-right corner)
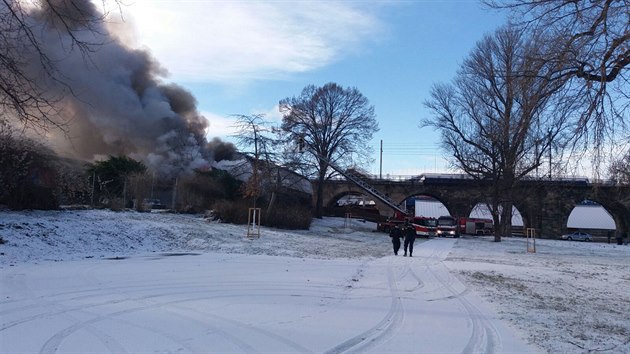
436 215 460 238
436 216 494 236
458 217 494 235
377 212 437 238
376 211 408 233
411 216 438 237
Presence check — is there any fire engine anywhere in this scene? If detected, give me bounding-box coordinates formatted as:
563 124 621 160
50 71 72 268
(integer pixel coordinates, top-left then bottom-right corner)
410 216 438 237
436 215 459 237
376 211 408 233
436 216 494 236
458 217 494 235
377 212 437 238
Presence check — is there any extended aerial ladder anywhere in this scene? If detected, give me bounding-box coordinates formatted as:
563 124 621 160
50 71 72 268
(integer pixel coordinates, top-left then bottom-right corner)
322 157 408 215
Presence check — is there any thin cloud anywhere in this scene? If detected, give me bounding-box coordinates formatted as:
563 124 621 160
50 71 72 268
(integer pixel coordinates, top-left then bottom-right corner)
203 105 282 143
120 1 385 84
203 111 239 139
251 105 283 123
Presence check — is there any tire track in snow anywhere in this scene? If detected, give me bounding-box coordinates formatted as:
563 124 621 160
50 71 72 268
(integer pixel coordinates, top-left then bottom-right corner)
323 258 405 354
398 263 425 293
421 239 502 354
165 304 313 354
38 313 200 354
458 294 501 354
37 287 325 354
1 279 342 331
0 271 339 353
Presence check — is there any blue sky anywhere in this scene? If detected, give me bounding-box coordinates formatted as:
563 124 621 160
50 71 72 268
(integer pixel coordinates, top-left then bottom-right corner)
120 1 508 176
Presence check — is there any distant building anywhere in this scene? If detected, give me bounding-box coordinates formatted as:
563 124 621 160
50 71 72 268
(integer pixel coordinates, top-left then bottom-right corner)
212 155 312 196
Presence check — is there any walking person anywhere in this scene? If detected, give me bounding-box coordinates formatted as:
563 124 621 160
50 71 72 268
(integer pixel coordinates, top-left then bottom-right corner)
389 225 403 255
403 221 416 257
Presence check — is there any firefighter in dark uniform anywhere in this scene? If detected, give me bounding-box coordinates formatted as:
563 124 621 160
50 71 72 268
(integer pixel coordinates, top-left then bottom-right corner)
403 221 416 257
389 225 403 255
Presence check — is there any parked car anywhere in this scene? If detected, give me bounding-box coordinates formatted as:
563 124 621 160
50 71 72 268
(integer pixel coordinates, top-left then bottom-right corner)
561 231 593 241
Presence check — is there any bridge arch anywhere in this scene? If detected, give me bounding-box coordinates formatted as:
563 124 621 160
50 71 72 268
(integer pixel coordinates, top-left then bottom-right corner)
318 177 630 240
402 194 452 218
468 202 525 228
588 198 630 235
512 200 530 230
326 191 375 208
580 197 629 238
403 189 478 219
564 200 616 238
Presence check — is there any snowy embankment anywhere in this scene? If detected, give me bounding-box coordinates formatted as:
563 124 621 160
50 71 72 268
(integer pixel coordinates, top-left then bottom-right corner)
1 209 629 353
0 209 389 264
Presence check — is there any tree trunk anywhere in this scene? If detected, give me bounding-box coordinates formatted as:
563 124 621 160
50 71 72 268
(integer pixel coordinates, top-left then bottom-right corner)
501 199 514 238
265 170 281 220
492 212 502 242
314 159 328 219
266 191 276 220
489 187 503 242
315 177 324 218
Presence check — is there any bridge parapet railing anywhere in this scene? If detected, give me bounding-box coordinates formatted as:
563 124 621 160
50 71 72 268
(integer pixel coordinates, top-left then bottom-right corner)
588 179 629 186
326 173 627 185
327 174 419 182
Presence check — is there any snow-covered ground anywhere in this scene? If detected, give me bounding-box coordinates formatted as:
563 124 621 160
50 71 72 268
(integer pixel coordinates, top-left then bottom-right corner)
1 210 628 353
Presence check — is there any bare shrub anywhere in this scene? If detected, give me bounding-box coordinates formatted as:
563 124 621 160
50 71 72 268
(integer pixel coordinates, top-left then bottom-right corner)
212 199 250 224
127 173 152 211
0 126 59 210
212 196 312 229
55 158 90 206
175 170 242 213
86 156 147 208
109 198 124 211
264 203 312 230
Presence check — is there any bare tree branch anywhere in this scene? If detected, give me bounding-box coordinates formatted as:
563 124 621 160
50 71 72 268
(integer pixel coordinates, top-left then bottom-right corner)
484 0 630 159
1 0 121 132
280 82 378 218
422 25 575 241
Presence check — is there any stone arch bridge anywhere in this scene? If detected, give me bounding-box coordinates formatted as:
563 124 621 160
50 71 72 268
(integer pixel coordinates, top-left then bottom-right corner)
316 176 630 238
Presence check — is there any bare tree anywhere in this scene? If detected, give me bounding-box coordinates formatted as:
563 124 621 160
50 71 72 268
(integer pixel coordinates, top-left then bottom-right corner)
609 148 630 184
485 0 630 158
280 82 378 218
0 122 60 209
86 155 146 207
423 26 576 241
1 0 119 131
232 114 311 219
55 157 90 205
232 114 274 205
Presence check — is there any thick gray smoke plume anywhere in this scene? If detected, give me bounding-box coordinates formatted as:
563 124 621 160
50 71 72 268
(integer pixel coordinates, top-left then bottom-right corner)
13 0 223 178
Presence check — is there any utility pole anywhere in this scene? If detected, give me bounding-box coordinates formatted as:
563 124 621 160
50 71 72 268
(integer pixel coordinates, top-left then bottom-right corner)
548 131 552 179
90 172 95 206
172 177 178 210
534 139 539 178
379 140 383 179
122 177 127 208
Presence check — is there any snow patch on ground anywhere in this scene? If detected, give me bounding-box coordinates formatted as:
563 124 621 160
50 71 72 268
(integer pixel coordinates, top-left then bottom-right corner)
1 209 629 353
445 236 630 353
